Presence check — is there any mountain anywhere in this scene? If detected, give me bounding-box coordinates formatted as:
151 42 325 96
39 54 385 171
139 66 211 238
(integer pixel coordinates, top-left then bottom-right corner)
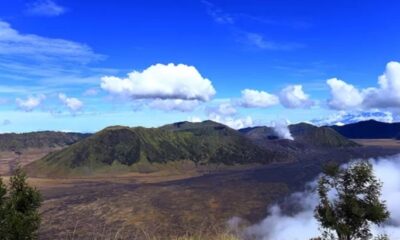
330 120 400 139
240 123 358 148
26 121 282 176
0 131 90 152
289 123 358 147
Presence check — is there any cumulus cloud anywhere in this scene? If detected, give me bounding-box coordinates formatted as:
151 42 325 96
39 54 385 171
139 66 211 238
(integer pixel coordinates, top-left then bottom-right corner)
279 85 314 109
58 93 83 113
271 120 294 140
327 78 364 110
363 61 400 108
208 113 253 129
312 110 395 126
327 61 400 110
207 102 237 116
26 0 66 17
239 89 279 108
148 99 200 112
101 63 216 102
16 94 45 111
240 155 400 240
0 20 103 63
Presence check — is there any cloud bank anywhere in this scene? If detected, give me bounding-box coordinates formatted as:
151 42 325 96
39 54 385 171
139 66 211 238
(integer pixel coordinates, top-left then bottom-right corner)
312 110 396 126
240 155 400 240
327 61 400 110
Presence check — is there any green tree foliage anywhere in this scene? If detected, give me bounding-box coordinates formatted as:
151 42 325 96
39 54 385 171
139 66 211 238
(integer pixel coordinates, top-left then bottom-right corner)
315 161 389 240
0 167 42 240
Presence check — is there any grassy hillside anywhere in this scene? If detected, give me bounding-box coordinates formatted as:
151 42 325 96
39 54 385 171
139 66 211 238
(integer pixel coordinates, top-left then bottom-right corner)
289 123 359 147
27 121 282 176
0 131 90 152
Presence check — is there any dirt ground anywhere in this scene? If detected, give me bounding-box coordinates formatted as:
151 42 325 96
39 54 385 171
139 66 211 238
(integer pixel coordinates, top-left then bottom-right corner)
2 143 400 239
0 148 60 175
352 139 400 148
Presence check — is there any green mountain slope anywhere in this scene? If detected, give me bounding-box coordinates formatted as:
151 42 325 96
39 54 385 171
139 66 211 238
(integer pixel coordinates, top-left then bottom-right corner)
27 121 282 176
289 123 358 147
240 123 358 148
0 131 90 152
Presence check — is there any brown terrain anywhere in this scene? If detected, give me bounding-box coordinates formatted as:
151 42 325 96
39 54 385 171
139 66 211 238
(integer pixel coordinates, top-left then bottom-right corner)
1 141 400 239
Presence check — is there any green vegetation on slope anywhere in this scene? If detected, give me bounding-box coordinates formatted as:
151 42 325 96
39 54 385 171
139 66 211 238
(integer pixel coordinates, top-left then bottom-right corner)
27 121 282 176
289 123 359 147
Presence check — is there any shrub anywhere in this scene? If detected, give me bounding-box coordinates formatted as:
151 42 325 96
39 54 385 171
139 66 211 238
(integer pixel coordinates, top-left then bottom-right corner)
0 167 42 239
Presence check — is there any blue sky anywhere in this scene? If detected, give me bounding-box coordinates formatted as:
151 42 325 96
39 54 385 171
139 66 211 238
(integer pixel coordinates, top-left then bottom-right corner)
1 0 400 132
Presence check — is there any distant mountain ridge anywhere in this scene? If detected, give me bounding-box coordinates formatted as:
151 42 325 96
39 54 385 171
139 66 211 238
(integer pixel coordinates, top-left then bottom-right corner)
0 131 91 152
240 123 358 149
330 120 400 139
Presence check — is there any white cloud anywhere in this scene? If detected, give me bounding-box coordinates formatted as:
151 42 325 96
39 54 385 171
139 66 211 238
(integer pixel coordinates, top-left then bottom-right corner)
208 112 253 129
26 0 66 17
148 99 200 112
279 85 314 109
239 89 279 108
363 61 400 108
0 20 103 63
327 78 363 110
16 94 45 111
327 61 400 110
207 102 237 116
101 63 216 102
58 93 83 113
242 155 400 240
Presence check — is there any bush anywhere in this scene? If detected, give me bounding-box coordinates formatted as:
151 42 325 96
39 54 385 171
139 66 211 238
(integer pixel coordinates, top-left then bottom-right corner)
315 161 389 240
0 167 42 239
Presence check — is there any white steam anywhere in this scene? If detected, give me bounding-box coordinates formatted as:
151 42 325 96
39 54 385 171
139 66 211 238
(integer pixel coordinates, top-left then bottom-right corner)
239 154 400 240
271 120 294 140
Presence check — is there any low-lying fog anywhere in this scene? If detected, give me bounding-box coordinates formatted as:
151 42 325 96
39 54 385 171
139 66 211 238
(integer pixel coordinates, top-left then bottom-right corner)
232 154 400 240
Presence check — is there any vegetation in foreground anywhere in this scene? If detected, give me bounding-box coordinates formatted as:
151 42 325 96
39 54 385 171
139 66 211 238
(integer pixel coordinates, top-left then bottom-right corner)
0 167 42 239
315 161 389 240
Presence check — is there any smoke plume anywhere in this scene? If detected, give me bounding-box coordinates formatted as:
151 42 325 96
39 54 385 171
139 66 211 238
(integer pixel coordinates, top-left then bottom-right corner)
271 120 294 140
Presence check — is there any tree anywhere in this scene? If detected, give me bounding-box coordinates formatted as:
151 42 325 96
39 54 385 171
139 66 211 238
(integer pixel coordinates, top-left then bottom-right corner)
314 161 389 240
0 167 42 240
